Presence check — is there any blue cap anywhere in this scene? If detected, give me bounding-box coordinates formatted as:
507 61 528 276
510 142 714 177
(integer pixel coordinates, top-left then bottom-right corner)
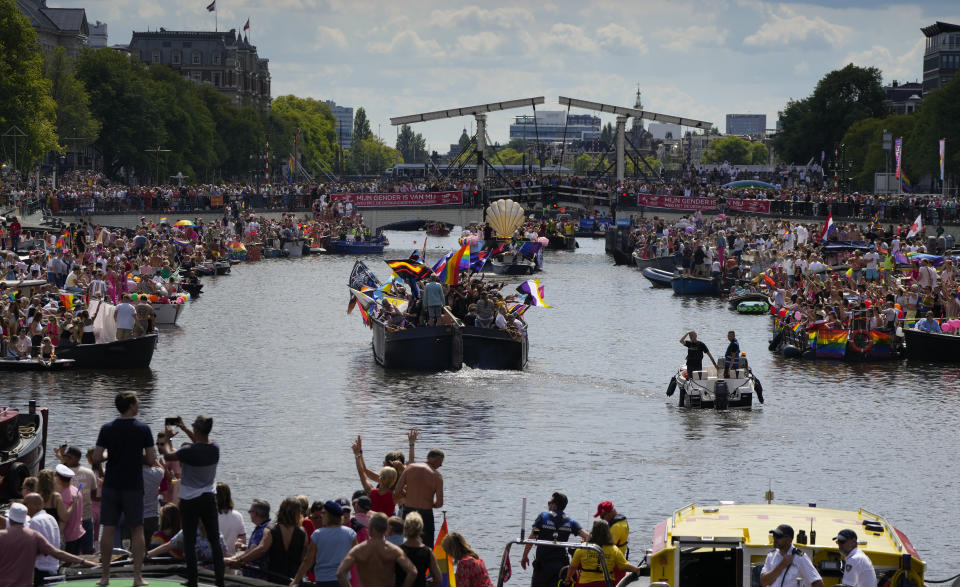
323 500 343 516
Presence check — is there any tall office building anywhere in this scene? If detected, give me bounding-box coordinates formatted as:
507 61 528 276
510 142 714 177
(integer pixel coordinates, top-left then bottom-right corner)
921 21 960 96
324 101 354 150
725 114 766 138
509 111 600 143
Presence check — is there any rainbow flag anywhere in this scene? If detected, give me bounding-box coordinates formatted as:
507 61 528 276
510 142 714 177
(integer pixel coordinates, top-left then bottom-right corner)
815 330 848 359
160 217 168 224
173 238 192 247
516 280 551 308
867 331 893 359
288 155 295 185
357 301 372 327
439 244 469 285
432 518 456 587
60 294 75 310
230 241 247 252
900 171 915 193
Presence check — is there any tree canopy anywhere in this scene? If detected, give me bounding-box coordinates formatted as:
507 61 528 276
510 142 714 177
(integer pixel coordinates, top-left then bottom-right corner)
702 136 768 165
774 64 887 164
0 0 58 168
396 124 427 164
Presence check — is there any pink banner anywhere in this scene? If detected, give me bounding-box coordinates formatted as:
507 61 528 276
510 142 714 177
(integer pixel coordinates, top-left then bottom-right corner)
329 191 463 207
637 194 770 214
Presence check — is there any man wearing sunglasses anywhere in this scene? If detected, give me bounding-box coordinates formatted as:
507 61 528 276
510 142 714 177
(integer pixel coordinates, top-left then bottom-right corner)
834 529 876 587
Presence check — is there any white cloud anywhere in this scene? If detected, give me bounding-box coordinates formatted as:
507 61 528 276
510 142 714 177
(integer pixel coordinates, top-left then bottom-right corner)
313 25 347 50
596 23 648 54
456 32 504 54
842 39 925 81
427 6 533 28
659 25 727 51
542 23 600 54
743 5 852 48
368 31 442 57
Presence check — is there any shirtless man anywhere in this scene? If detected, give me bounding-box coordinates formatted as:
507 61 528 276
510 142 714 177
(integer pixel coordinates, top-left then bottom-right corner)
337 513 416 587
393 449 444 546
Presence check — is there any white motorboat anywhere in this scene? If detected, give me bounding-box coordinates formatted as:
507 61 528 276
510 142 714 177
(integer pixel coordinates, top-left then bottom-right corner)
152 303 185 325
667 364 760 409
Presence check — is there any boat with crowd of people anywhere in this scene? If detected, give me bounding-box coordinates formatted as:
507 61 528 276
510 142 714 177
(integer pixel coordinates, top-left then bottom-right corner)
55 333 158 369
328 234 389 255
462 325 528 370
902 324 960 361
371 316 463 371
671 274 720 296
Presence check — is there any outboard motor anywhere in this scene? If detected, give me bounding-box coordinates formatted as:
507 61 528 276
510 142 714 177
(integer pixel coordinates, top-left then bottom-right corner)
714 380 729 410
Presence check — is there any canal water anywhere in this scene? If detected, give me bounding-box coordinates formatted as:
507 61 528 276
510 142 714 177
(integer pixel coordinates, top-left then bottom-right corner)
6 232 959 580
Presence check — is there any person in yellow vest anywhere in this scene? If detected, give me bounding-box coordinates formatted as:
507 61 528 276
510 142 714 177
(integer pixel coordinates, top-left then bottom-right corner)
593 501 629 581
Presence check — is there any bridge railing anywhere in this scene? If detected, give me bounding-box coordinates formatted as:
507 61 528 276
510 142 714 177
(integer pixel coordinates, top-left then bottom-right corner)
485 185 612 208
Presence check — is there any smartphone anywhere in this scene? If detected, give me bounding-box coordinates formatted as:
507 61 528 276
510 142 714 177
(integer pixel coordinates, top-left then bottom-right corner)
164 417 179 426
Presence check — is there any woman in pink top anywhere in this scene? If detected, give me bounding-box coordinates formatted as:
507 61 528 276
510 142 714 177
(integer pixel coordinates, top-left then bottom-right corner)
54 464 86 551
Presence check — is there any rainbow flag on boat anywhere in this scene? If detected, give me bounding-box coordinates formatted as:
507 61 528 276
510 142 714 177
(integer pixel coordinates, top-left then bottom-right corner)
815 330 848 359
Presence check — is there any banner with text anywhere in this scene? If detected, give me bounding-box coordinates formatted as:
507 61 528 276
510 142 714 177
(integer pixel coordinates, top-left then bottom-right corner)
330 191 463 207
637 194 770 214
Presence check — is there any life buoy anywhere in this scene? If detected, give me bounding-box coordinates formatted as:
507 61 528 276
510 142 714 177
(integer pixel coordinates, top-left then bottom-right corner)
848 330 874 354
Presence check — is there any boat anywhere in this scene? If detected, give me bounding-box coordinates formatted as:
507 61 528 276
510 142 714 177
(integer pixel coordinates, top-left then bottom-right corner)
644 502 925 587
59 562 283 586
0 358 74 371
903 326 960 361
737 300 769 314
486 258 537 275
179 282 203 298
462 326 528 370
611 247 634 266
0 401 48 480
371 318 462 371
642 267 675 288
770 318 901 361
668 364 757 409
281 238 305 258
671 275 720 296
195 261 231 275
425 222 452 237
546 233 577 250
152 303 185 325
728 291 769 310
55 333 158 369
328 235 388 255
632 253 677 272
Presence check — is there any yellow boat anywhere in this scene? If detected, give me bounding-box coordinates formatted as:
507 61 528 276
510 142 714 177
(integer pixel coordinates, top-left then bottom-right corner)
646 503 924 587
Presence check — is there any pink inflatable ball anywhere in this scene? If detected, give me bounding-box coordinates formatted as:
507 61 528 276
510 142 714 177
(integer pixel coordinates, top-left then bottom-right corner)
537 237 549 246
466 235 479 246
685 226 695 234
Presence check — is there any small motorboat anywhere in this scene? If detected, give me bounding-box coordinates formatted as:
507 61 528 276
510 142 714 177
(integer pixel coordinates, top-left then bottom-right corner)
611 247 634 266
328 235 388 255
151 302 185 325
0 401 48 479
728 291 769 310
668 364 758 409
737 300 770 314
0 358 75 371
195 261 231 275
671 274 720 296
425 222 452 237
546 233 577 251
55 333 158 369
903 326 960 361
633 253 677 272
644 503 925 587
486 258 537 275
281 238 306 258
179 282 203 298
641 267 674 288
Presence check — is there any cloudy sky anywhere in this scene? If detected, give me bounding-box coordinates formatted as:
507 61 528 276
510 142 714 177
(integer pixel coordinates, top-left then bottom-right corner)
64 0 959 152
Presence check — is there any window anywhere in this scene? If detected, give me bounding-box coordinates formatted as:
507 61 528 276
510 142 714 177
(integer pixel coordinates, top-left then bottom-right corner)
213 52 221 65
192 51 202 65
192 71 201 82
212 72 221 87
172 51 181 65
151 50 161 64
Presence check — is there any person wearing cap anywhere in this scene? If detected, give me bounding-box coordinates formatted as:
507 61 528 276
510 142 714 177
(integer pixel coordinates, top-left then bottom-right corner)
0 502 96 587
593 501 630 582
520 491 590 587
834 529 875 587
760 524 823 587
54 463 87 553
290 500 358 587
54 444 99 554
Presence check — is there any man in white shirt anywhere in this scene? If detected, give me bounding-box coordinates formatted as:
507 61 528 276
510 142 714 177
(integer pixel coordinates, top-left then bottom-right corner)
862 250 880 281
24 492 62 585
55 445 99 554
115 294 137 340
834 529 875 587
760 524 823 587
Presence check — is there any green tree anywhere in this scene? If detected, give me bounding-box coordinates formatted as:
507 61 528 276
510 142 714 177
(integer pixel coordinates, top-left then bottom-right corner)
573 153 595 174
0 0 58 169
840 115 915 191
351 137 402 174
702 136 752 165
492 147 523 165
905 74 960 188
749 142 769 165
774 64 888 164
43 47 100 154
268 95 338 177
76 47 165 180
396 124 426 163
600 122 614 148
353 107 372 142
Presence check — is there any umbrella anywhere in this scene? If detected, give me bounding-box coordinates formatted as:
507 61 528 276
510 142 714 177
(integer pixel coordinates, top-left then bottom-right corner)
174 220 195 227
